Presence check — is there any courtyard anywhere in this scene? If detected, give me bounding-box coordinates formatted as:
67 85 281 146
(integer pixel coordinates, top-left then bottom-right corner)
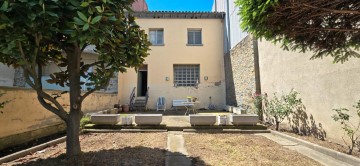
3 132 323 166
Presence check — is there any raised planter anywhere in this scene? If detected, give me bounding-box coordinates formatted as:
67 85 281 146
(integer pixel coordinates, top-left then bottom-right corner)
134 114 162 125
121 116 133 126
189 115 217 126
230 114 259 126
90 114 121 125
218 115 227 126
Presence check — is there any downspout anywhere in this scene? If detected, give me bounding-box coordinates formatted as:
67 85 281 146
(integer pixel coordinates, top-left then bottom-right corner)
226 0 231 50
253 38 263 121
214 0 217 12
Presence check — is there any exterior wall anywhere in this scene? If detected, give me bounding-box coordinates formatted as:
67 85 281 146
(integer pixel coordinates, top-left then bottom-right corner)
212 0 248 50
0 64 15 87
0 87 117 150
118 18 226 109
258 40 360 143
224 35 255 106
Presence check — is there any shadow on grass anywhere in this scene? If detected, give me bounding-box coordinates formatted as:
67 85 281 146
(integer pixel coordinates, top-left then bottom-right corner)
12 146 206 166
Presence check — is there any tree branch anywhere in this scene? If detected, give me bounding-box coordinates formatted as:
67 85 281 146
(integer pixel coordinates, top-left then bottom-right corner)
18 42 37 79
37 90 69 122
301 3 360 15
37 94 69 122
80 87 99 102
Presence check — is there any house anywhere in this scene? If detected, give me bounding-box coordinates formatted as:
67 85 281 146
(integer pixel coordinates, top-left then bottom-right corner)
118 11 226 110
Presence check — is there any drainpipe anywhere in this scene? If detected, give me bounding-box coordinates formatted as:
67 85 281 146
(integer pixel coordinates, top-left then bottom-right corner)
214 0 217 12
226 0 231 51
253 37 262 121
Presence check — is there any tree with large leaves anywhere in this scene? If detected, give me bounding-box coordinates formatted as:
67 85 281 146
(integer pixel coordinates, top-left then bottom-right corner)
0 0 150 159
236 0 360 63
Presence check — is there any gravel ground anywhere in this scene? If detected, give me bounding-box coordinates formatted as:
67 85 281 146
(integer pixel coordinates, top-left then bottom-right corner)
3 133 167 166
184 133 322 166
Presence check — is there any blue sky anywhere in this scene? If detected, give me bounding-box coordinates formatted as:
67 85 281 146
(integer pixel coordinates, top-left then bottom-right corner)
146 0 214 12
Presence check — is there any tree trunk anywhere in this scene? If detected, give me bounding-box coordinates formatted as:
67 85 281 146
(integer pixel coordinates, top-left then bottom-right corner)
66 109 82 159
276 121 280 131
65 44 83 159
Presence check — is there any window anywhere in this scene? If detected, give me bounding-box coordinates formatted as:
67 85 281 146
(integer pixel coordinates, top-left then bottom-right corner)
149 29 164 45
187 29 202 45
173 64 200 87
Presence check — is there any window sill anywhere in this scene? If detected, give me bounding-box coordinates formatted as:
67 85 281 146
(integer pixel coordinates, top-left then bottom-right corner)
151 44 165 46
186 44 203 46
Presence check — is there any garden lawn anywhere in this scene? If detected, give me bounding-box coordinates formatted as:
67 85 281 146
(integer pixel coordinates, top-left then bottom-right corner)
3 133 167 166
184 133 321 166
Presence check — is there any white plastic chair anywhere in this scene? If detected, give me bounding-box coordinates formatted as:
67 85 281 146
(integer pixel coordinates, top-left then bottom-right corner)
156 97 166 112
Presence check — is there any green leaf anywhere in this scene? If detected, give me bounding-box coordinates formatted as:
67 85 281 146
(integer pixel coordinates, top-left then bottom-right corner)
108 16 117 21
77 11 88 22
83 23 89 31
90 16 102 24
0 1 8 11
80 2 89 7
46 11 59 18
95 6 103 13
74 17 85 25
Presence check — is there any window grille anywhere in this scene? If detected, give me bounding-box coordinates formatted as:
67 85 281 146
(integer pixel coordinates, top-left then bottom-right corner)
173 64 200 87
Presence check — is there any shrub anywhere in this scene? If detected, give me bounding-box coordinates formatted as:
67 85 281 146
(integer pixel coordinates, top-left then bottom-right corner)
80 115 91 130
332 100 360 155
264 90 303 131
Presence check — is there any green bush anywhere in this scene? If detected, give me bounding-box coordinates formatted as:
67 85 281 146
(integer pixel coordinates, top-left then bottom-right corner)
80 115 91 130
332 100 360 155
264 89 303 131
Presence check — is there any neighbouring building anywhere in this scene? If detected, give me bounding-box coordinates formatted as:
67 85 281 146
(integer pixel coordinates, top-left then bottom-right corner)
212 0 257 108
118 11 226 110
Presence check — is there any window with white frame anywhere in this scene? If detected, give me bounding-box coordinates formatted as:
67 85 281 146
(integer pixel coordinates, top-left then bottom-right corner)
173 64 200 87
187 29 202 45
149 29 164 45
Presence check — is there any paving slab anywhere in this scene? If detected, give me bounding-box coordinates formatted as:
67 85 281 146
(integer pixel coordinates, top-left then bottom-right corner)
166 131 191 166
257 133 353 166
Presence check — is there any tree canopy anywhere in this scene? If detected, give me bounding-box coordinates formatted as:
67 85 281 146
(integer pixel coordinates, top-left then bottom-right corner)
0 0 150 158
236 0 360 63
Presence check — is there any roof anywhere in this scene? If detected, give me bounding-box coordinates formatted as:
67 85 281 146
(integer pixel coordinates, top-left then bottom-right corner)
133 11 225 19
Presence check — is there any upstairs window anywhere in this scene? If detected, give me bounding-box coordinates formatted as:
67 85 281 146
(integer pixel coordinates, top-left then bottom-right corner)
173 64 200 87
187 29 202 45
149 29 164 45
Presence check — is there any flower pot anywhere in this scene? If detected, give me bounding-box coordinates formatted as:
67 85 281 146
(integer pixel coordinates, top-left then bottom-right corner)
122 104 129 112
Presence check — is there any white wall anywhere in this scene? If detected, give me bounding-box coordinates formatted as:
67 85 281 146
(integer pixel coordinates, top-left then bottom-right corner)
212 0 248 50
0 64 15 87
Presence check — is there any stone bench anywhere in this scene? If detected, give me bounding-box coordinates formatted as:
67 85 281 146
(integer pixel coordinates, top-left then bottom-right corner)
90 114 120 125
189 114 217 126
230 114 259 126
134 114 163 125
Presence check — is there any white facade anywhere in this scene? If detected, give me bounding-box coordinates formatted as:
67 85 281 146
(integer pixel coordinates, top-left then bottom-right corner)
212 0 248 51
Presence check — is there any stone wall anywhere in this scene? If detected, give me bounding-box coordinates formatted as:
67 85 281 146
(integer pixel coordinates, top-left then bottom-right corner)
224 35 256 107
0 87 117 150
